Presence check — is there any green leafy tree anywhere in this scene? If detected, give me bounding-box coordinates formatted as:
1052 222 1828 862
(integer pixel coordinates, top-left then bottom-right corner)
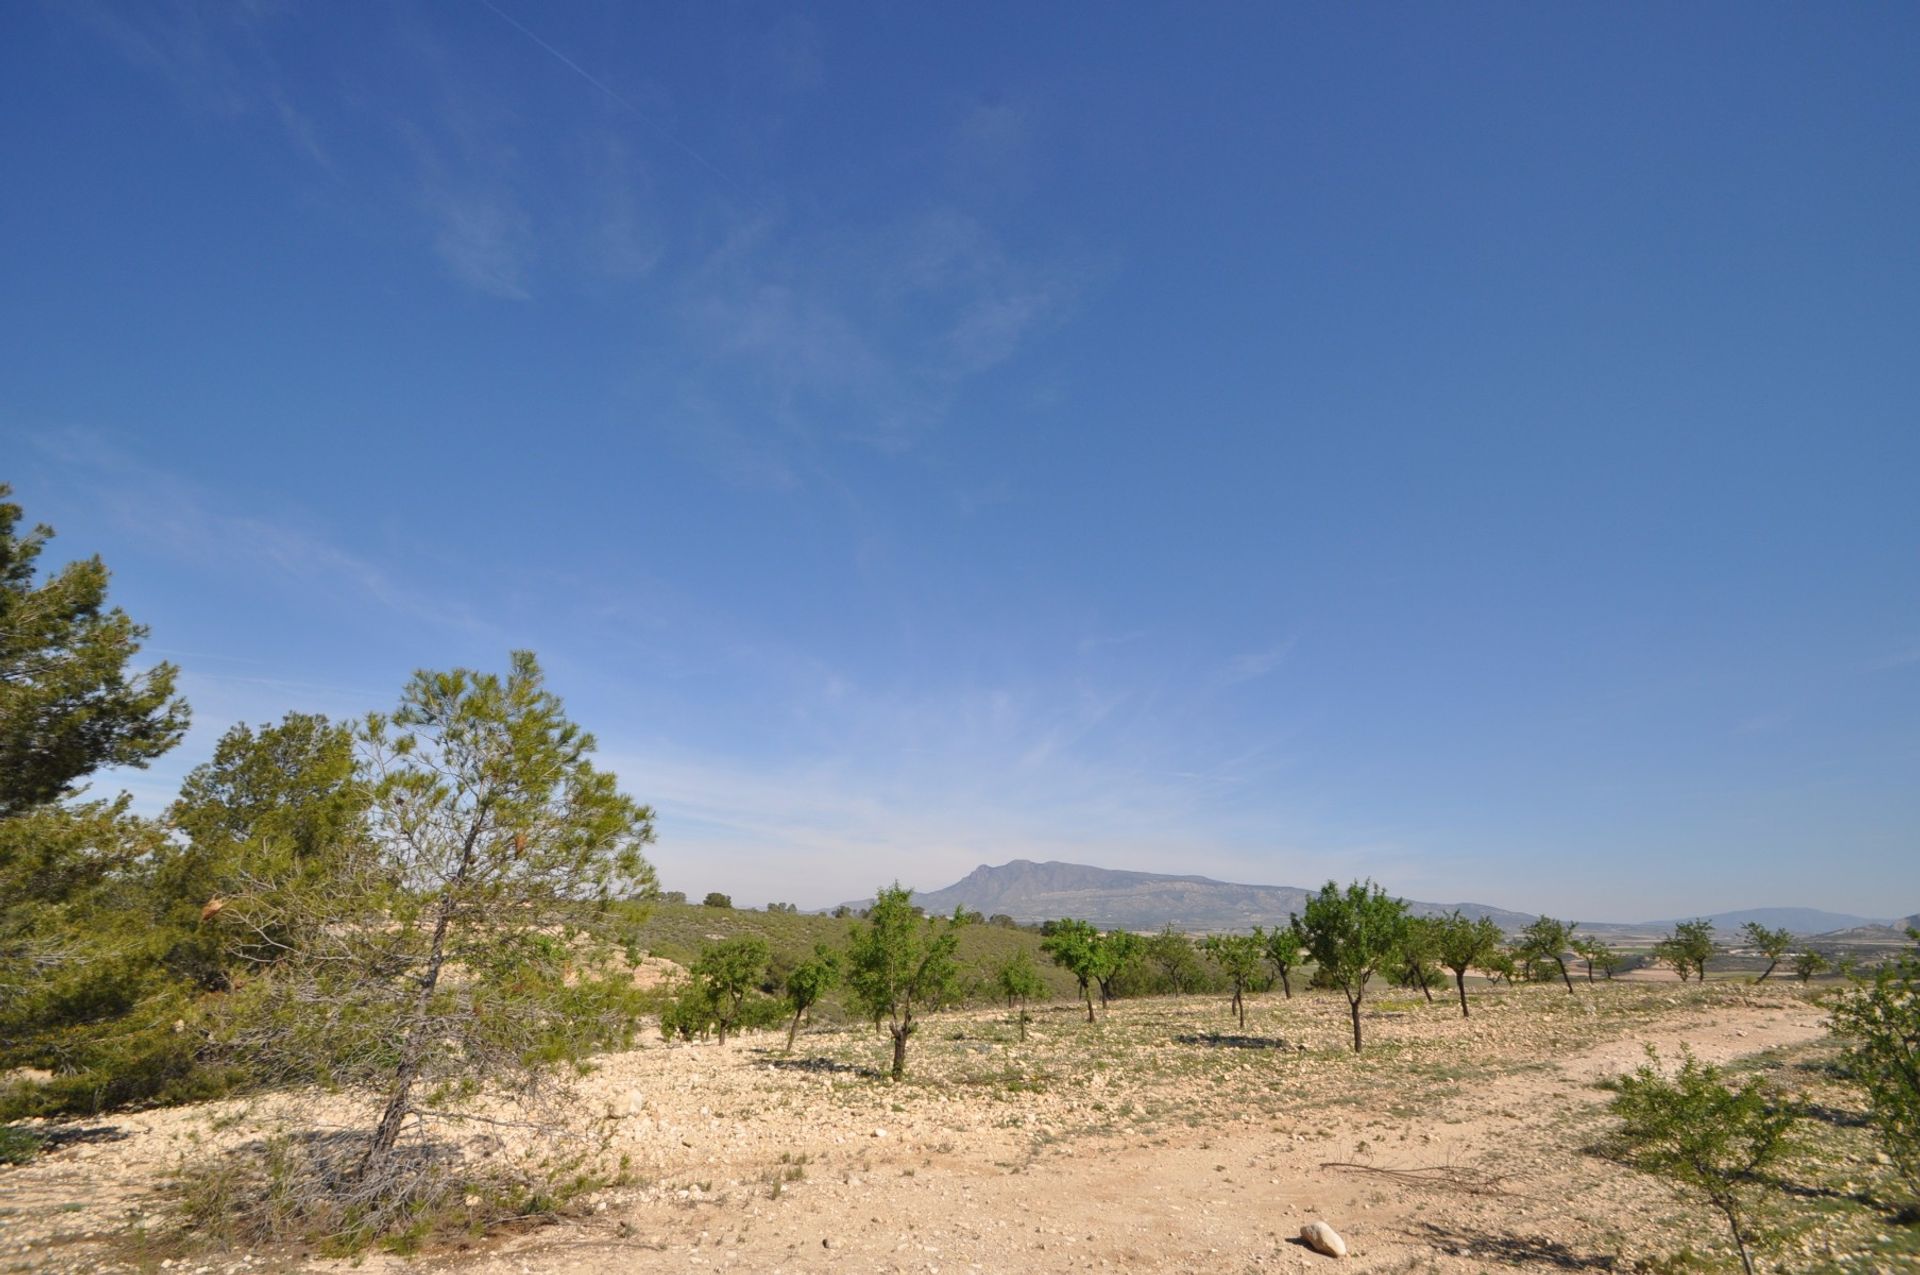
0 485 189 817
1263 920 1305 999
1572 936 1620 982
1519 916 1578 993
1094 929 1143 1008
1434 911 1503 1018
1041 918 1104 1022
1202 931 1265 1029
690 936 770 1044
1607 1046 1798 1275
219 652 657 1230
1792 948 1829 983
703 891 733 909
1393 915 1445 1002
1300 881 1408 1053
1476 946 1517 986
781 945 841 1052
844 885 967 1080
1654 936 1693 981
993 949 1049 1041
1740 923 1794 983
1827 930 1920 1200
1661 919 1717 982
1146 926 1207 994
659 974 718 1041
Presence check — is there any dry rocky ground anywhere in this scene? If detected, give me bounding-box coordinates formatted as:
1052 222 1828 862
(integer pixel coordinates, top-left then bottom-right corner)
4 981 1914 1274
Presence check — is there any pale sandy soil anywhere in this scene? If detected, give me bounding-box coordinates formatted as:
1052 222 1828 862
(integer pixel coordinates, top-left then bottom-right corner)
0 983 1848 1274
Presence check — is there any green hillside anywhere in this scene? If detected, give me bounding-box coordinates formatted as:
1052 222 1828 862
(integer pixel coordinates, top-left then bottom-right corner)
619 899 1084 1006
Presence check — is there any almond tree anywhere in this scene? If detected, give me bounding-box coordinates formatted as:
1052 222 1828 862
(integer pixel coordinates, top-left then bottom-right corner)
845 885 967 1079
1146 926 1207 994
1041 919 1104 1021
1792 948 1829 983
1300 881 1407 1052
781 945 841 1052
1827 930 1920 1201
993 949 1048 1041
691 935 770 1044
1201 931 1264 1029
1434 911 1502 1018
1263 920 1305 998
1740 922 1794 983
1520 916 1578 993
1608 1046 1797 1275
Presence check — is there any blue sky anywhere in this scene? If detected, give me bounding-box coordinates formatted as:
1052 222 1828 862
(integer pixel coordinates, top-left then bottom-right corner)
3 2 1916 921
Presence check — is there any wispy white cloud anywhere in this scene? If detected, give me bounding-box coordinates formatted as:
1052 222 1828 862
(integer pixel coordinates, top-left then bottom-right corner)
1221 639 1297 685
28 428 496 637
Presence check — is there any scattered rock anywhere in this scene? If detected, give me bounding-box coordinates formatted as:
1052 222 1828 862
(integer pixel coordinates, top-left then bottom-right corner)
1299 1220 1347 1258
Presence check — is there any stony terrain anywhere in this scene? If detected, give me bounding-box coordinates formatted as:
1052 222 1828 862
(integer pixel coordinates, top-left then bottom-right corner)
4 981 1913 1274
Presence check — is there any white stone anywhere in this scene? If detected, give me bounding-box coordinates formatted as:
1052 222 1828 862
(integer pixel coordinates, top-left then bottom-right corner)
1299 1221 1347 1258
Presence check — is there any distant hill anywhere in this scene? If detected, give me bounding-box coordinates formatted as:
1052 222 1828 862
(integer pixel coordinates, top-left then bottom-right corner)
1625 907 1887 935
859 859 1536 933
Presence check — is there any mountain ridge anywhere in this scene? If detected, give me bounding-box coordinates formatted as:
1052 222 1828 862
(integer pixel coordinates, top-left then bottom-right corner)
841 859 1535 932
835 859 1905 936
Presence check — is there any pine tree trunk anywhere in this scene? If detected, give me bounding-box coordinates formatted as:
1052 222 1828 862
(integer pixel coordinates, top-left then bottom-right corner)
359 810 485 1183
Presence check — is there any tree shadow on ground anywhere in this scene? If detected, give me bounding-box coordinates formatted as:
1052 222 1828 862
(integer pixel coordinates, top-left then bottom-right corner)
1407 1222 1620 1269
39 1124 129 1152
1173 1032 1298 1051
1799 1100 1870 1129
758 1056 886 1079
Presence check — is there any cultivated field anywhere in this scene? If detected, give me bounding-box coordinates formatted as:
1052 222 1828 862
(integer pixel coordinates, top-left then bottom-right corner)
4 981 1911 1274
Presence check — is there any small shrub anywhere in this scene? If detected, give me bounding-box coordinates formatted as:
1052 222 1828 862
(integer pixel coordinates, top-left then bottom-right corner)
1827 931 1920 1201
0 1123 44 1165
1606 1045 1797 1275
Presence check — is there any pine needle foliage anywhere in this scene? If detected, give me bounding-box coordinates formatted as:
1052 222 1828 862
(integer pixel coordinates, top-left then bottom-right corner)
216 651 657 1245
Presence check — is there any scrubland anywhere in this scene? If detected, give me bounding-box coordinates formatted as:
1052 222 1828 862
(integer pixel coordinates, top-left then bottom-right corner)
6 979 1911 1274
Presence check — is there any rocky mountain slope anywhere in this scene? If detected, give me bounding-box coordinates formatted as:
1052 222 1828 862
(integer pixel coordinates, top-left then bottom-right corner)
864 859 1536 933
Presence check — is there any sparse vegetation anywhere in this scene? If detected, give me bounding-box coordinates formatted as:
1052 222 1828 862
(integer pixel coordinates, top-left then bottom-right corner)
992 948 1048 1041
1826 929 1920 1202
1606 1045 1798 1275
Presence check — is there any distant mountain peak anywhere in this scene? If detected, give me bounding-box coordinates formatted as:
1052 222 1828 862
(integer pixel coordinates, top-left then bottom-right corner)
848 858 1532 933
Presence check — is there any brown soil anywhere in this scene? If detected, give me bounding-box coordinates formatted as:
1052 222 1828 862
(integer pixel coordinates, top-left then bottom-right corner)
0 983 1842 1273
